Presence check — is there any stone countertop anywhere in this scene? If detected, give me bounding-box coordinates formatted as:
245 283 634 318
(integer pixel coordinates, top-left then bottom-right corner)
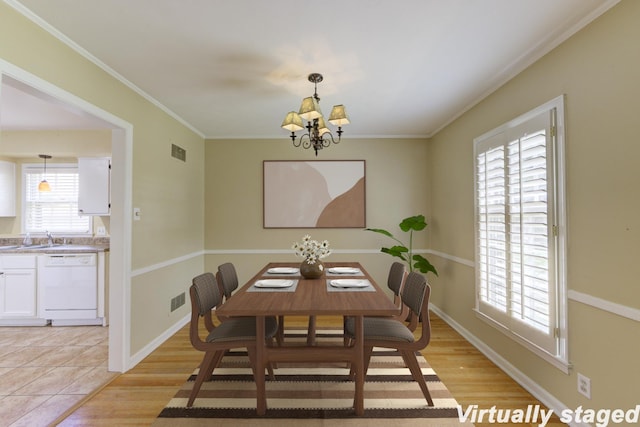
0 244 109 254
0 237 109 254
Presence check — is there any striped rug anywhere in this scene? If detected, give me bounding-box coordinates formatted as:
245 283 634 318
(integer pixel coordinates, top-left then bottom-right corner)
153 329 470 427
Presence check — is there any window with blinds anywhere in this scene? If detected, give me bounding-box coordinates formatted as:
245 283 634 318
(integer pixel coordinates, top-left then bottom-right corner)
474 96 568 371
23 164 92 234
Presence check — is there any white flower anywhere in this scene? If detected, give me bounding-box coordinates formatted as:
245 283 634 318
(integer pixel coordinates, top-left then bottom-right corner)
292 235 331 264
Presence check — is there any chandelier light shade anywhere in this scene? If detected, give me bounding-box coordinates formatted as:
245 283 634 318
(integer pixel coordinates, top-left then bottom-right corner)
38 154 52 192
281 73 349 155
281 111 303 132
328 105 350 126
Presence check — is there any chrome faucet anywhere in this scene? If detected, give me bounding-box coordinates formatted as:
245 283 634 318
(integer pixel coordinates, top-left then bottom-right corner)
46 231 53 246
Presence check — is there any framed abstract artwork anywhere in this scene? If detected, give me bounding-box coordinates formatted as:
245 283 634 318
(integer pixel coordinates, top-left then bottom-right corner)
263 160 366 228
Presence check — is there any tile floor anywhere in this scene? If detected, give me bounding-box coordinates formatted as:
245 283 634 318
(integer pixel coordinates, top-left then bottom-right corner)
0 325 117 427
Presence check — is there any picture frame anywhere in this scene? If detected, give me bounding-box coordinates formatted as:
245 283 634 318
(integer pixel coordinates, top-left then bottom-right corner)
263 160 366 228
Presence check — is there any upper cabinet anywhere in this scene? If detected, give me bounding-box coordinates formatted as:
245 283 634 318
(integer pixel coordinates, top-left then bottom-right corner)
0 160 16 217
78 157 111 216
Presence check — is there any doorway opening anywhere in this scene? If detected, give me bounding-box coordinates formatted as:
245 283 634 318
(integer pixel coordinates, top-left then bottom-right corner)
0 61 132 372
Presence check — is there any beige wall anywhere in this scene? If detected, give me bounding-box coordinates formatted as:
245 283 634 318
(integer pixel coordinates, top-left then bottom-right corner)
428 0 639 411
1 3 205 355
204 137 432 288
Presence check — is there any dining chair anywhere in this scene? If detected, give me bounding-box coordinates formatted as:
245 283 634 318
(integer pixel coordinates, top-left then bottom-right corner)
385 261 410 320
343 261 408 346
187 272 278 407
344 271 434 406
217 262 285 345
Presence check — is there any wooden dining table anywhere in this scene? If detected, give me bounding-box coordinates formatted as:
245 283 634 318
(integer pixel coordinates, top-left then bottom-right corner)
215 261 399 416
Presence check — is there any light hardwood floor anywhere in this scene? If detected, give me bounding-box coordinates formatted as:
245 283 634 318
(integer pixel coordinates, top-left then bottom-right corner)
56 314 567 426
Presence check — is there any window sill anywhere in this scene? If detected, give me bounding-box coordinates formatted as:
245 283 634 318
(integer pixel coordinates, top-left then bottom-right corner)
474 309 571 374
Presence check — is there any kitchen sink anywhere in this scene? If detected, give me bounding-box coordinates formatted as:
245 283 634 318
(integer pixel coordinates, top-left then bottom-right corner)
0 245 19 250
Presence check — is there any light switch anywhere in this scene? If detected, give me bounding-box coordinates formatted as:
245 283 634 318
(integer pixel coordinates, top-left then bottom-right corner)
96 226 106 236
133 207 141 221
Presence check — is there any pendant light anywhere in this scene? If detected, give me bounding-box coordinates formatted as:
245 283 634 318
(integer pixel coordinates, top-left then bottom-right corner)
38 154 51 192
281 73 350 156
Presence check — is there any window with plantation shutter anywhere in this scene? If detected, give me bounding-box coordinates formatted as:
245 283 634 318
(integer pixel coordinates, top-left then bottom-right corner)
22 164 92 234
474 96 568 372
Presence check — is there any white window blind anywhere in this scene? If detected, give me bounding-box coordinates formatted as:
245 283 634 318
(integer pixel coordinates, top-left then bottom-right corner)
474 96 567 371
23 164 91 234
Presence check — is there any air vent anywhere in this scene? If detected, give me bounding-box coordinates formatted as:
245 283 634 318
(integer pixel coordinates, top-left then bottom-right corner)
171 144 186 162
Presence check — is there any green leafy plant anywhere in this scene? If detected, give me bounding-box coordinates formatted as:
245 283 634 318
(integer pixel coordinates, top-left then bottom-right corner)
366 214 438 277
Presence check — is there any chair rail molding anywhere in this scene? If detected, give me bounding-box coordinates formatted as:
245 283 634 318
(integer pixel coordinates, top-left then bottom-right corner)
568 289 640 323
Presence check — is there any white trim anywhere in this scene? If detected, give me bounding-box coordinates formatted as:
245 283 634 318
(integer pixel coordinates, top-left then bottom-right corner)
473 309 571 374
4 0 205 139
205 248 382 255
568 289 640 323
430 305 589 427
131 250 205 277
427 249 475 268
128 314 190 368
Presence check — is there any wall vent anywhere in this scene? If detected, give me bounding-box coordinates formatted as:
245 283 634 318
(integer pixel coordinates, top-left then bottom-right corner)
171 144 186 162
170 292 186 312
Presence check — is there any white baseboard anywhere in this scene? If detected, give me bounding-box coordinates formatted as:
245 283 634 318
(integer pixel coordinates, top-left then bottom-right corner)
128 313 190 368
429 304 590 427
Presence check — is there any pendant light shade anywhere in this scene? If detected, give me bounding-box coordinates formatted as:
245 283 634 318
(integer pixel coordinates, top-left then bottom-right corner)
38 179 51 192
38 154 52 192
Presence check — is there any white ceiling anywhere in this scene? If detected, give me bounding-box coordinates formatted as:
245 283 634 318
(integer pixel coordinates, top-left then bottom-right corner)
1 0 617 139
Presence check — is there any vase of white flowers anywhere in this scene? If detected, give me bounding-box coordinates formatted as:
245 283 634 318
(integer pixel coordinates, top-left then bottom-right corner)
292 235 331 279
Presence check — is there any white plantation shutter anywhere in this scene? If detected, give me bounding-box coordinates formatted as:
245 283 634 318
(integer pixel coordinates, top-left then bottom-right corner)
23 164 92 234
474 96 567 369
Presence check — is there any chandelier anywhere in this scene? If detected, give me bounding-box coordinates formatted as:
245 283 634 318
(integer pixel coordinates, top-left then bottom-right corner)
281 73 350 156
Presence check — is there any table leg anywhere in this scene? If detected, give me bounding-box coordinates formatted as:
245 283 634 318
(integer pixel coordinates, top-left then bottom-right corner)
255 316 267 415
306 315 317 345
353 315 364 415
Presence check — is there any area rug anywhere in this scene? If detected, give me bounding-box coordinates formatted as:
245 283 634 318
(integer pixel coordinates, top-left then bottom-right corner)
153 329 471 426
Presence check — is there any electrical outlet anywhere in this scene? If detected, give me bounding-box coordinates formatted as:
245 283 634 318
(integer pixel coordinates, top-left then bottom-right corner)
577 373 591 399
96 226 106 236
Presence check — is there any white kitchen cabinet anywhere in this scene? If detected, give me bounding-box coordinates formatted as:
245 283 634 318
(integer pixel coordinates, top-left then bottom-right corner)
78 157 111 215
0 160 16 217
0 254 46 325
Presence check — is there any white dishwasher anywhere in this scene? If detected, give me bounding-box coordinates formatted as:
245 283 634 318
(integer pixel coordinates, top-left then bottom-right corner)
38 253 100 326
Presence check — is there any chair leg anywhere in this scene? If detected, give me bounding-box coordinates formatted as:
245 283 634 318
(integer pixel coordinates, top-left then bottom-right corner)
349 346 374 380
343 316 353 347
276 315 285 346
400 350 434 406
187 350 223 407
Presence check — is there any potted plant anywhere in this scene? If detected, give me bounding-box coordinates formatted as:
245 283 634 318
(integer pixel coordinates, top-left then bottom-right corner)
366 214 438 277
